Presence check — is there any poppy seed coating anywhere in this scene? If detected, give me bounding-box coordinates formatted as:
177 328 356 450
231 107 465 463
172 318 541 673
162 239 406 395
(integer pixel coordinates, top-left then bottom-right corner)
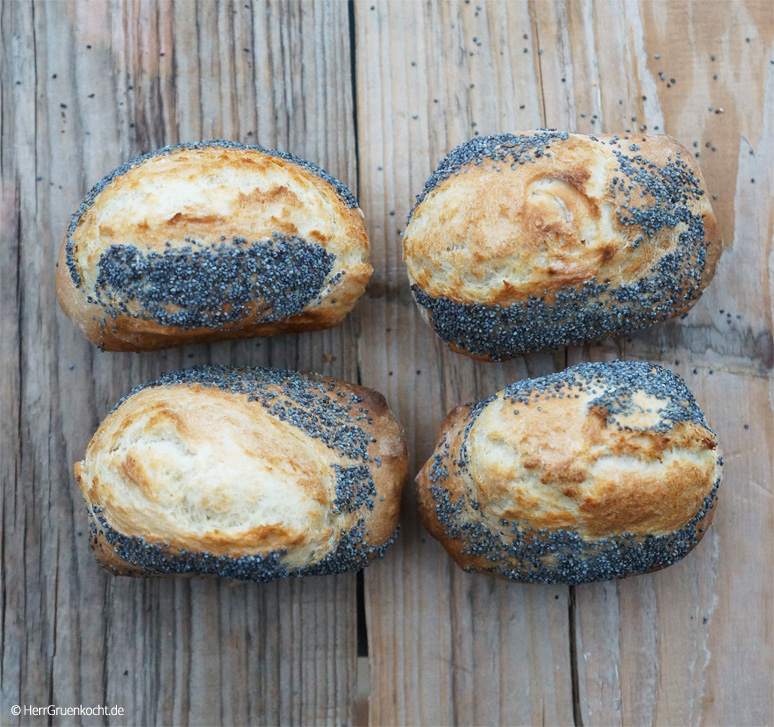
428 482 718 584
420 361 722 584
333 465 377 513
91 234 337 329
88 505 398 581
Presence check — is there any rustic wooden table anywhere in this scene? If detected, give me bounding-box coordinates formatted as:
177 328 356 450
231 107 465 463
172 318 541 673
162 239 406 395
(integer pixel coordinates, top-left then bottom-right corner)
1 1 772 725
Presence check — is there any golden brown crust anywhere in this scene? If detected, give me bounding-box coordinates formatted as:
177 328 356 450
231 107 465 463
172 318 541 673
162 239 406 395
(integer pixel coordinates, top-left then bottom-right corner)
404 131 723 360
417 361 722 584
75 366 407 580
56 142 371 352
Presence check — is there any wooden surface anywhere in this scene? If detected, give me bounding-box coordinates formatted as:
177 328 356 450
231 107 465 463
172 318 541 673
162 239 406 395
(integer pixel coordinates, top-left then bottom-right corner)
1 1 772 725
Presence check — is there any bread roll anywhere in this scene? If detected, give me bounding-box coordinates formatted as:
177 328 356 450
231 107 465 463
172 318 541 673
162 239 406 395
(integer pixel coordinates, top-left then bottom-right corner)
417 361 722 584
403 131 722 360
74 366 407 581
57 141 371 352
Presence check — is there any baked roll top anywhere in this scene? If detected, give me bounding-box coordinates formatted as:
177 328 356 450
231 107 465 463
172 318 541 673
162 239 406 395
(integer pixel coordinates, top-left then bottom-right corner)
57 141 371 351
404 131 722 360
75 366 407 581
417 361 722 584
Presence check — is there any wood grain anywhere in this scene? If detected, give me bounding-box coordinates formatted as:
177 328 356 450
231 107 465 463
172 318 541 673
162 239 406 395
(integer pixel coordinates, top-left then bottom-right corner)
1 1 772 725
353 2 573 725
1 1 360 725
354 1 773 725
558 3 774 724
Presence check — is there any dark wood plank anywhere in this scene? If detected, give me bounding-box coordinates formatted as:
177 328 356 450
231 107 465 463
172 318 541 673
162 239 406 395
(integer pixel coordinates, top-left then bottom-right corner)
0 0 29 715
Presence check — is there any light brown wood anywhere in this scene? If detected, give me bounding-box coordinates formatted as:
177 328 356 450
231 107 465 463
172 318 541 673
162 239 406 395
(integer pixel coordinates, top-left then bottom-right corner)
355 1 773 726
353 2 574 725
2 1 772 725
561 2 774 724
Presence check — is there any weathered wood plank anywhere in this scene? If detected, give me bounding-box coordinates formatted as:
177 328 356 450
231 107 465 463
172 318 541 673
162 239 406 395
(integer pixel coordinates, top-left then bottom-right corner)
1 1 360 724
356 0 773 725
0 0 29 717
559 2 774 725
354 2 574 725
567 363 774 727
